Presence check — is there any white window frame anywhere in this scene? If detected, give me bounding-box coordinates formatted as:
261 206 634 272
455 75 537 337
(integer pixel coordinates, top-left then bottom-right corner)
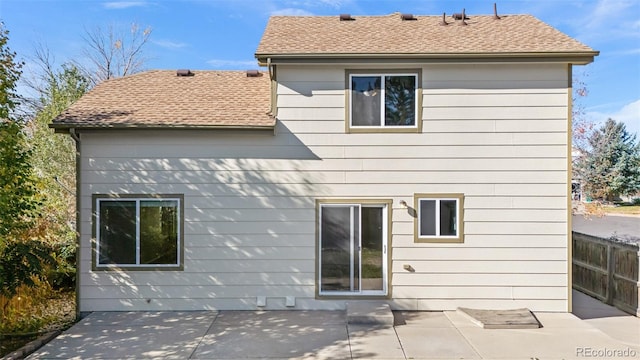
317 202 389 297
349 73 419 129
414 194 464 243
95 197 182 269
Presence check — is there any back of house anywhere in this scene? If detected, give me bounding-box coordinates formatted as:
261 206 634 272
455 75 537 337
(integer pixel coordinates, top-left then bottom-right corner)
52 11 597 313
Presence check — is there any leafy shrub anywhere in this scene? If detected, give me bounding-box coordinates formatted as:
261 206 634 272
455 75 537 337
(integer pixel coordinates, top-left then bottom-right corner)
46 239 76 291
0 239 56 299
0 280 73 334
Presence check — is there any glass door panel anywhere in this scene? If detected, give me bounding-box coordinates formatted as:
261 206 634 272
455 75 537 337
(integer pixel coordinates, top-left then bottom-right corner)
320 205 357 292
361 207 383 291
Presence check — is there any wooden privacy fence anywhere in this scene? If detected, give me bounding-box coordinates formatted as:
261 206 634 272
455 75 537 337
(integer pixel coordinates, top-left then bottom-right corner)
572 231 639 316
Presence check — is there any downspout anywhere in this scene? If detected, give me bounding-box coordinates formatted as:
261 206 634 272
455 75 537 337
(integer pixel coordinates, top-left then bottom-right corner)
566 66 573 313
267 57 277 136
69 128 82 319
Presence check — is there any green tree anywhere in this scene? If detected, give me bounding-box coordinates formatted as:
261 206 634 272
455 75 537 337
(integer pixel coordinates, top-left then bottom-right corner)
0 22 37 238
0 23 56 300
575 118 640 201
0 22 21 119
16 49 91 294
0 239 55 298
0 120 40 238
29 63 89 242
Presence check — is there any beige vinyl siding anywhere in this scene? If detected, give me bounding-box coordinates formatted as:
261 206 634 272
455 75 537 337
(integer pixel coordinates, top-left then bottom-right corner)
78 62 570 312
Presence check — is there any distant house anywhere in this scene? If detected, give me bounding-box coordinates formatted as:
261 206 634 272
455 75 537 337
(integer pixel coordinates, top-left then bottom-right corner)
52 12 597 313
572 147 584 201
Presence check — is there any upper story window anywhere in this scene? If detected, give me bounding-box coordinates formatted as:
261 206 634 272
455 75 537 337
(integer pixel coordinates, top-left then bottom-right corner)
94 194 183 270
347 70 421 133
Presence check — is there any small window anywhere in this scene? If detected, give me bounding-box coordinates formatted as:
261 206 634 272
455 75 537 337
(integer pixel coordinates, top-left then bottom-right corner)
94 195 183 270
414 194 464 243
347 70 420 132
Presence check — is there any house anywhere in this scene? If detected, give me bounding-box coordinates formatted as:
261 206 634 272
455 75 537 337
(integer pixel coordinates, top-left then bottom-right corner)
52 12 598 313
571 147 584 201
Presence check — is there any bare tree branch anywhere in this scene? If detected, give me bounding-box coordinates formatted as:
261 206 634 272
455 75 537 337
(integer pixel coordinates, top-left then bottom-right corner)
572 74 595 151
21 42 58 113
77 23 152 85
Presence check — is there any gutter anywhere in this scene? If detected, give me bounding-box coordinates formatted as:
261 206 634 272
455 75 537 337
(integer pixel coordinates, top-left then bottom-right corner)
255 51 600 66
267 57 278 136
69 128 81 320
50 123 276 133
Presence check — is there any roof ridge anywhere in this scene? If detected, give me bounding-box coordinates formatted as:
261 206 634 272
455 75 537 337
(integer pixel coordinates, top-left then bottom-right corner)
129 69 265 73
94 70 162 85
257 13 597 61
270 13 534 18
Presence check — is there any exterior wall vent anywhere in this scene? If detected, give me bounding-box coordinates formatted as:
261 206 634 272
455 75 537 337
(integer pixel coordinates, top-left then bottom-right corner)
176 69 194 77
246 70 262 77
340 14 354 21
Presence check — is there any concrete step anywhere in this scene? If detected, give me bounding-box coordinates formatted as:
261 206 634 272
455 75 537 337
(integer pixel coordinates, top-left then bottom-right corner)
346 301 394 326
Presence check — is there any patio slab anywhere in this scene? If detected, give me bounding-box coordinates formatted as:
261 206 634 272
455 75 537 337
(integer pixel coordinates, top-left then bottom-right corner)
211 310 345 327
28 312 217 359
348 325 405 359
192 311 350 359
395 326 480 359
394 311 456 328
75 310 218 327
24 292 640 359
572 290 640 347
448 309 640 360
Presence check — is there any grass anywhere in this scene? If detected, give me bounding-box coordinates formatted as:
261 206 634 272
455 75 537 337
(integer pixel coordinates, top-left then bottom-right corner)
602 205 640 215
581 202 640 216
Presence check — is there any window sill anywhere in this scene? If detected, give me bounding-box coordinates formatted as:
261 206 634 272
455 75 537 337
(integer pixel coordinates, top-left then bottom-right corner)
316 294 391 300
92 265 184 271
347 127 421 134
414 237 464 244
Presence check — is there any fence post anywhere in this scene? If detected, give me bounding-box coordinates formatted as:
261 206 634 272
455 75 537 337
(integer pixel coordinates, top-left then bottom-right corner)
637 249 640 316
606 243 615 305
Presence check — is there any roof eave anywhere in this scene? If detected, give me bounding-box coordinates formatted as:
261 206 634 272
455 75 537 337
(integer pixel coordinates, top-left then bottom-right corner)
256 51 599 66
49 122 277 133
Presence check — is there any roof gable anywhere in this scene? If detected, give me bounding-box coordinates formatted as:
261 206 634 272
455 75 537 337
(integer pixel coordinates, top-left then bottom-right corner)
256 13 597 63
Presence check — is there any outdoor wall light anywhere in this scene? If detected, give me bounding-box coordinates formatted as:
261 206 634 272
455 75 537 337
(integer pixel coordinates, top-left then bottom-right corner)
403 264 415 272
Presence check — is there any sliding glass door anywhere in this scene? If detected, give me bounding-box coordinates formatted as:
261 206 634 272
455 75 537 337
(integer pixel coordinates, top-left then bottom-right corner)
319 203 388 296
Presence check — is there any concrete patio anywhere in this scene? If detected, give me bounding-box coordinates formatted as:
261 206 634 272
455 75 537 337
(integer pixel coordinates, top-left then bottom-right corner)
26 290 639 359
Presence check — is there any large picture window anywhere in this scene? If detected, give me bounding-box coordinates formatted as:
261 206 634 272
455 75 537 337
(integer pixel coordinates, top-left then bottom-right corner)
94 195 183 270
414 194 464 243
348 71 419 132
